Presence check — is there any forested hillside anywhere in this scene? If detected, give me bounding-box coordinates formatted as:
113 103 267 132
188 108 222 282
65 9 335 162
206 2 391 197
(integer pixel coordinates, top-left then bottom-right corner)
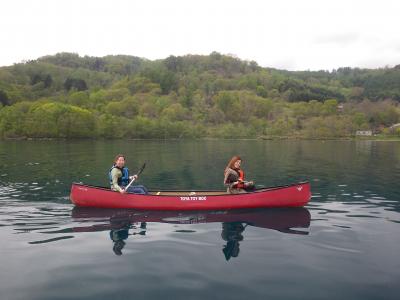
0 52 399 139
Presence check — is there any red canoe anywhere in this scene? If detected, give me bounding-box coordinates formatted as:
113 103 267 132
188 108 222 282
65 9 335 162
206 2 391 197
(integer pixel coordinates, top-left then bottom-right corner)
70 182 311 210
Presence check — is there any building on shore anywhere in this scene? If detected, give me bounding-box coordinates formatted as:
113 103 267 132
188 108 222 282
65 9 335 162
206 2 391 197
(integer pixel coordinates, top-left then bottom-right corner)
356 130 372 136
389 123 400 133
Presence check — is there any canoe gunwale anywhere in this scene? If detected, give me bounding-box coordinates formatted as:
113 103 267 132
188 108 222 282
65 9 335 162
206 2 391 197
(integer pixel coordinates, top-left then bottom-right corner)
71 181 310 197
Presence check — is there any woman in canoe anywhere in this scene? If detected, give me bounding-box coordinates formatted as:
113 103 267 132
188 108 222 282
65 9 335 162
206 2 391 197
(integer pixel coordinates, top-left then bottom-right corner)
109 154 138 194
224 156 255 194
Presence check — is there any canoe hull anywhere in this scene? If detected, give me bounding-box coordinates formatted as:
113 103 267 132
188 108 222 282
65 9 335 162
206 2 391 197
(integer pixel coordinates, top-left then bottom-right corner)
70 182 311 210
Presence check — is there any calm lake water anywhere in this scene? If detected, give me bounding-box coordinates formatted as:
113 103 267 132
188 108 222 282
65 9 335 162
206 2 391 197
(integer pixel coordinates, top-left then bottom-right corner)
0 140 399 300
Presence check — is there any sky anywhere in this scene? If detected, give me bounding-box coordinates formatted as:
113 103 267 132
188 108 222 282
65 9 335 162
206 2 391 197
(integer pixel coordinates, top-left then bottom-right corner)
1 0 399 71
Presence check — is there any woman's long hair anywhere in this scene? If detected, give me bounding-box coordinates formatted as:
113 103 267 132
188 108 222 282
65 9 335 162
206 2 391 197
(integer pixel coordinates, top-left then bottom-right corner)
225 156 241 173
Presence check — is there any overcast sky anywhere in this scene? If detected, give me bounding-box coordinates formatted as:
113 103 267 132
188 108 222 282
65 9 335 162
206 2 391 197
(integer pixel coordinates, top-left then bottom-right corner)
1 0 399 70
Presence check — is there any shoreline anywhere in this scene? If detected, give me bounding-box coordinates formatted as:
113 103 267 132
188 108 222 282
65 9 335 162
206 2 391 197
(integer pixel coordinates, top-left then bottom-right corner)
1 136 400 142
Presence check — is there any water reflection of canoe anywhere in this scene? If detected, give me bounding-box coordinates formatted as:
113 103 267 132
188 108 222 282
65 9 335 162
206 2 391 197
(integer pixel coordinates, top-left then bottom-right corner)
71 207 311 234
70 182 311 210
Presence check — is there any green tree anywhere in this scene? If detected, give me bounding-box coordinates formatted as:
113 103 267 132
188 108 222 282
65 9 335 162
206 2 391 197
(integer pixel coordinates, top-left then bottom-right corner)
64 78 88 91
0 90 10 106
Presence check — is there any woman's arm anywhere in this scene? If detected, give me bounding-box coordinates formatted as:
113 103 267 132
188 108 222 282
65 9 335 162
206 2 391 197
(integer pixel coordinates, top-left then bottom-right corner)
224 170 239 188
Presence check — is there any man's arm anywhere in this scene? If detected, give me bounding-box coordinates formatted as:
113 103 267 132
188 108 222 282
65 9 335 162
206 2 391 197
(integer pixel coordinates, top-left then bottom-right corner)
111 168 124 193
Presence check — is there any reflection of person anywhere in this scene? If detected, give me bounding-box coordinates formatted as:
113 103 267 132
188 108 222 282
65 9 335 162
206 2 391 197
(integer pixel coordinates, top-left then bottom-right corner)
109 215 147 256
221 222 246 261
108 154 138 194
110 226 129 255
224 156 255 194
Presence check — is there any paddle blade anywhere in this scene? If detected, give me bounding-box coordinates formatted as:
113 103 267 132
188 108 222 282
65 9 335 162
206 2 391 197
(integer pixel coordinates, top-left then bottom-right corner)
137 162 146 175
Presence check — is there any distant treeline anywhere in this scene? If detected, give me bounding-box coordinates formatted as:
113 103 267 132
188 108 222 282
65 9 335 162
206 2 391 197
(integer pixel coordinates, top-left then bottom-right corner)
0 52 399 139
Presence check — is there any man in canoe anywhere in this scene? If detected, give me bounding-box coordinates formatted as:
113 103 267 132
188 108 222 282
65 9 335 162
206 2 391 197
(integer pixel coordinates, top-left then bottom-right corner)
224 156 255 194
109 154 138 194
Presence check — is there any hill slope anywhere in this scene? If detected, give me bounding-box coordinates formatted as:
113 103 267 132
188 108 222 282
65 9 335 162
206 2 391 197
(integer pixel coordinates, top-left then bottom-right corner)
0 52 399 139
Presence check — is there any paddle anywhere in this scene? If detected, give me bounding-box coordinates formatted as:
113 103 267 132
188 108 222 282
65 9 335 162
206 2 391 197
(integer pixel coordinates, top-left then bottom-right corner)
124 162 146 192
